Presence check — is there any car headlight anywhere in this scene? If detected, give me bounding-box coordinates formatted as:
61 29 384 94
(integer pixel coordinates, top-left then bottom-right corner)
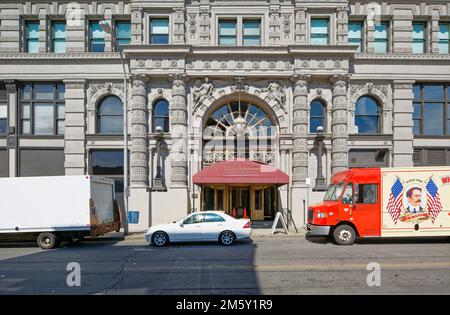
317 212 327 218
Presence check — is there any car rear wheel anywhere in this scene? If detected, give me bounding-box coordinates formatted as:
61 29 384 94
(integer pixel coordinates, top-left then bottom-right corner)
37 233 60 250
332 224 356 245
152 231 169 247
219 231 235 246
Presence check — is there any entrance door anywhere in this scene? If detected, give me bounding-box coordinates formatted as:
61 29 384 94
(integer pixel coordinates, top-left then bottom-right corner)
264 187 277 220
252 187 264 220
230 187 250 218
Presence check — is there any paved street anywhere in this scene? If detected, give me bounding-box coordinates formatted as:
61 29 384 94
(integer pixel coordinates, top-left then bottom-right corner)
0 233 449 295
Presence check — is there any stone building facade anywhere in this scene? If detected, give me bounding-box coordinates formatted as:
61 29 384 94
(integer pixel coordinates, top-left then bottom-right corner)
0 0 449 231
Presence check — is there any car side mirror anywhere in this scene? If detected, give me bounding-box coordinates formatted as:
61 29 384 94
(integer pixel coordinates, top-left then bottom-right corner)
179 222 184 227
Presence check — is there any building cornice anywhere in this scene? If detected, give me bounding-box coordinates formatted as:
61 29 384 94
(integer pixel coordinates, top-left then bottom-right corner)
0 52 123 64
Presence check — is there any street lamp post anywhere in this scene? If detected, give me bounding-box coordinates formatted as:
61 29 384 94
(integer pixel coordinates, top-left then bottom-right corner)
313 126 327 191
153 126 166 191
100 21 129 235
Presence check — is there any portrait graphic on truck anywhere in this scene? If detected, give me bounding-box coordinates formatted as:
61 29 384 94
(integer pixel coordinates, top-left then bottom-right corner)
382 169 450 236
387 177 442 224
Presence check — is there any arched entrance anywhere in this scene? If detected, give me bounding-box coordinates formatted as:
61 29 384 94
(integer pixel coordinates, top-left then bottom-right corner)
194 96 288 221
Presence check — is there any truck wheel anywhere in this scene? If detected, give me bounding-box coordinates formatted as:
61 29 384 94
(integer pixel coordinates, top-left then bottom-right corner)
152 231 169 247
333 225 356 246
37 233 60 250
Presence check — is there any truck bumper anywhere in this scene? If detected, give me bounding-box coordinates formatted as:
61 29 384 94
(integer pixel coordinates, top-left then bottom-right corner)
306 224 331 236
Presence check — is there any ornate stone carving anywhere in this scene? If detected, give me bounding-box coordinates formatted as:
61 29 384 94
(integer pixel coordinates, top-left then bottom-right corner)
263 82 287 114
192 77 215 112
283 14 291 38
188 14 197 39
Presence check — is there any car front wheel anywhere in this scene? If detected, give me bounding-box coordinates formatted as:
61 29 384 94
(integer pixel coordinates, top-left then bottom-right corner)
219 231 235 246
152 231 169 247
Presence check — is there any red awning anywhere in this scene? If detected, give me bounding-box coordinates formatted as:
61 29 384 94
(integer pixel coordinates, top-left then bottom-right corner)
193 160 289 185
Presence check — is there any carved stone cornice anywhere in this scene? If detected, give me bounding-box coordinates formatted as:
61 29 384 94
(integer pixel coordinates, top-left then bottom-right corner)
0 52 122 64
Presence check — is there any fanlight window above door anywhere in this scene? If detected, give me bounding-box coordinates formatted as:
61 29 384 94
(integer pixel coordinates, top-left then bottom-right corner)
204 101 275 139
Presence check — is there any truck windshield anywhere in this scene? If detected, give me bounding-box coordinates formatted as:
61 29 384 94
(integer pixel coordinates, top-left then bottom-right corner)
323 183 345 201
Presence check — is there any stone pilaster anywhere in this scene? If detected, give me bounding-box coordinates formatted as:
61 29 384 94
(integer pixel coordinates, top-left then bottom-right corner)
38 15 47 53
393 8 413 54
63 79 86 175
430 10 441 54
5 81 17 177
330 75 350 175
169 73 188 187
268 6 281 45
198 5 211 45
130 75 148 188
173 6 186 44
291 74 310 186
0 8 20 52
131 7 143 45
336 6 349 45
66 9 86 52
294 5 307 44
392 80 415 167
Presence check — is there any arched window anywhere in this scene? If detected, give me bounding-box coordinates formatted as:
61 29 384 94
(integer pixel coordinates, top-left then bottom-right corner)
97 95 123 134
152 99 169 132
355 96 381 134
310 99 326 133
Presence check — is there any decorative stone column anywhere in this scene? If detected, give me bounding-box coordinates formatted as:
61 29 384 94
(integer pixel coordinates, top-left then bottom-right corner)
392 80 415 167
291 74 310 186
330 75 350 175
198 6 211 45
173 6 186 44
169 73 188 187
5 81 17 177
63 79 86 175
430 10 441 54
130 75 148 188
268 6 281 45
393 8 413 54
290 74 310 229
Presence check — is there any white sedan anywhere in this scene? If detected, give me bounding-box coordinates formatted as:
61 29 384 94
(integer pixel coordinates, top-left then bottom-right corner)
145 211 251 247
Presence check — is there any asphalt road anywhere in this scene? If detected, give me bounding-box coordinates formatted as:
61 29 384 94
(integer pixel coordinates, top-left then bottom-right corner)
0 234 449 295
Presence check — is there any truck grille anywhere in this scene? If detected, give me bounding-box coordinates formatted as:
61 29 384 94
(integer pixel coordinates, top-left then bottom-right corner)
307 209 314 222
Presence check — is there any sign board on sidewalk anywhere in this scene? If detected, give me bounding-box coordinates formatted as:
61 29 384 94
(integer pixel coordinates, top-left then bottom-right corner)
271 211 288 235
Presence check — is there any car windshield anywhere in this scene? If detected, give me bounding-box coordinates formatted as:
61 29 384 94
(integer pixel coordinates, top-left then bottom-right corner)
323 183 345 201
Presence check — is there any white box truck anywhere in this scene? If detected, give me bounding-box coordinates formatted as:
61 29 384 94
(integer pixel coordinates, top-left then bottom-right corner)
0 175 122 249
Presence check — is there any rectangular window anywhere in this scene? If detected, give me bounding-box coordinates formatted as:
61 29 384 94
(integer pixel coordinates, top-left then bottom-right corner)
348 21 364 52
26 21 40 53
89 21 105 52
439 23 450 54
90 149 126 210
355 184 378 204
0 85 7 134
19 149 65 176
413 83 450 136
412 22 426 54
374 22 389 53
51 21 66 53
243 19 261 46
150 18 169 44
20 83 65 135
311 19 329 45
414 148 450 166
219 19 237 46
115 21 131 47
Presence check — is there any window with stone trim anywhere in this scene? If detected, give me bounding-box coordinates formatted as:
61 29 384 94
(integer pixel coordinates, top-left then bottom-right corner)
89 21 106 52
150 18 169 44
412 22 427 54
152 99 169 132
25 21 40 53
310 18 329 45
439 23 449 54
355 96 381 134
413 83 450 136
348 21 364 52
51 21 66 53
96 95 123 134
19 83 65 135
219 19 237 46
310 99 326 133
243 19 261 46
374 21 389 53
115 21 131 48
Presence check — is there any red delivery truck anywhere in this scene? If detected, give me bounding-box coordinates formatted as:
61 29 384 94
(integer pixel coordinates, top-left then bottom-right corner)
306 167 450 245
